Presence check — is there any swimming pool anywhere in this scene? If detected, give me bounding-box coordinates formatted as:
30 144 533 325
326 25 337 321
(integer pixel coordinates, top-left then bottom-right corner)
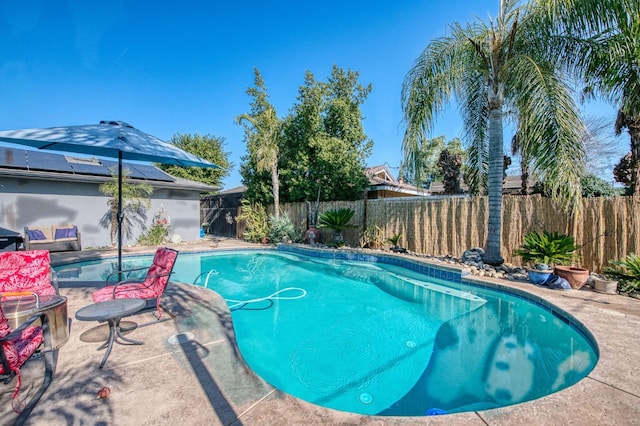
55 247 598 416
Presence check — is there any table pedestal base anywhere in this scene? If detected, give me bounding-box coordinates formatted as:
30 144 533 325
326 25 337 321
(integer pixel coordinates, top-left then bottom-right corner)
97 318 144 369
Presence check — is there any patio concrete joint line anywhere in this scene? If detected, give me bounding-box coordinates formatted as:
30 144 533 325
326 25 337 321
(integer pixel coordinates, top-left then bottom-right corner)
475 411 492 426
587 375 640 400
234 388 277 422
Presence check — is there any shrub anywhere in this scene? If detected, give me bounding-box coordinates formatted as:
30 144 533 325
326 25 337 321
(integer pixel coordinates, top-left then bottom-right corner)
513 230 580 266
268 213 296 243
604 253 640 293
319 208 357 247
236 199 269 243
580 174 622 197
137 223 169 246
318 208 357 233
386 232 403 248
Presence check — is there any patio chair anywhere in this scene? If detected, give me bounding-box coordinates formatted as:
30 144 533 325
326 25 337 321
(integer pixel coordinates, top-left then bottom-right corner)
0 250 59 298
0 301 55 424
92 247 179 318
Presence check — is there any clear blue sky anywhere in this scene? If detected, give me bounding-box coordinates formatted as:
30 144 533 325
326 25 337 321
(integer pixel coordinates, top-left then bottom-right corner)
0 0 626 189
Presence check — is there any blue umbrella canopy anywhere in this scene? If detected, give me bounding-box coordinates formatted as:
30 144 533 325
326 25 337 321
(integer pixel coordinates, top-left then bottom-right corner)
0 120 219 168
0 120 221 273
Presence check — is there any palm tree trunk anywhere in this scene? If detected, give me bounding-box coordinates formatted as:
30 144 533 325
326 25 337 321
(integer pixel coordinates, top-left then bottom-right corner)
271 166 280 219
483 105 505 265
521 153 530 195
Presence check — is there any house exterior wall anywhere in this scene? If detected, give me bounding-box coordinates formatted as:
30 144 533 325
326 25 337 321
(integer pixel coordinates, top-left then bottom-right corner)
0 176 202 249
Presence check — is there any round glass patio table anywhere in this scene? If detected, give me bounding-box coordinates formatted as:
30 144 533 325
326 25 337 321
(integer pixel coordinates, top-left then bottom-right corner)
75 298 146 368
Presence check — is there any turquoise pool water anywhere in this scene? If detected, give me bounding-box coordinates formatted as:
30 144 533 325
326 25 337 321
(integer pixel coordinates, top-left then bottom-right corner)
55 249 598 416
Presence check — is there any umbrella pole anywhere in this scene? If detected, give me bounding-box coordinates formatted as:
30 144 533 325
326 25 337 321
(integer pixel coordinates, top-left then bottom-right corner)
117 151 123 280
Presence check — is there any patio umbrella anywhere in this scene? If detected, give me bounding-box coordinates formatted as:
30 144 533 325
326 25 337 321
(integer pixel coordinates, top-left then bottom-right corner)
0 120 221 272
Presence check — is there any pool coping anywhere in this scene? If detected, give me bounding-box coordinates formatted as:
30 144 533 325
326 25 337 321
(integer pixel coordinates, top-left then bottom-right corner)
9 239 640 425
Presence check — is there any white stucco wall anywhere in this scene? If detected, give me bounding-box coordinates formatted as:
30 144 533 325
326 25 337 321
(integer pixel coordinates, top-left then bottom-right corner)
0 176 203 249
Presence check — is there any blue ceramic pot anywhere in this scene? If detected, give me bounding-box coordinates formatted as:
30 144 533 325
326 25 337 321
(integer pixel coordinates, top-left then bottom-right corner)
528 269 553 284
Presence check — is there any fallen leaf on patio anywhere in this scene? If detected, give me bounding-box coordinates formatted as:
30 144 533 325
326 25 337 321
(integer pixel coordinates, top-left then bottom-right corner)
97 387 111 399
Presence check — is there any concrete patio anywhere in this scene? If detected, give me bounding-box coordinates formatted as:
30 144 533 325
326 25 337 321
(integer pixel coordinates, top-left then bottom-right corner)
1 238 639 425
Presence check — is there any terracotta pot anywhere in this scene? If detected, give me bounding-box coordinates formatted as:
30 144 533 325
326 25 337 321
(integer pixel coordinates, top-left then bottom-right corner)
554 266 590 289
593 277 618 295
305 227 319 244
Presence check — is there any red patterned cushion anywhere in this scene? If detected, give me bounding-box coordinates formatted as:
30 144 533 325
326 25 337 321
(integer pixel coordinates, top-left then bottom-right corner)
92 283 159 302
92 248 178 313
0 305 44 410
143 248 178 293
0 250 56 296
0 326 44 376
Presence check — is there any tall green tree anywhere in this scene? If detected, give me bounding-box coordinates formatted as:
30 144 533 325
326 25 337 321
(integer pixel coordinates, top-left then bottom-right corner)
156 133 232 188
241 65 373 203
400 135 445 187
401 136 466 188
540 0 640 195
402 0 584 265
99 168 153 246
281 66 372 202
237 107 282 219
239 68 282 207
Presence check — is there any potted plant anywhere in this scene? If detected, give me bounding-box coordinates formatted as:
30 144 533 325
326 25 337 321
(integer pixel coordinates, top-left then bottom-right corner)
387 232 407 253
514 230 585 287
592 274 619 294
318 208 357 246
602 253 640 295
527 263 555 285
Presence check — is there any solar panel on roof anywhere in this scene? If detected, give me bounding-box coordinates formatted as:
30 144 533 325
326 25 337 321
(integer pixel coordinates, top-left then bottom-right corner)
0 145 177 183
129 164 175 182
26 150 74 172
68 160 111 176
0 147 28 168
100 159 147 179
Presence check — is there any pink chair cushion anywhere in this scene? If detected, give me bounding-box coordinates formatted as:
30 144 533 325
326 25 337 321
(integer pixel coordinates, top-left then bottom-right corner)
1 304 45 374
0 327 44 376
0 250 56 297
92 248 178 307
0 304 44 408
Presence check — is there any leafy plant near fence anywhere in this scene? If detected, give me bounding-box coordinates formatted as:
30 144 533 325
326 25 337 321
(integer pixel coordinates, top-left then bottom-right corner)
268 213 304 243
319 208 357 246
236 199 269 243
604 253 640 293
387 232 403 248
513 230 580 266
137 223 169 246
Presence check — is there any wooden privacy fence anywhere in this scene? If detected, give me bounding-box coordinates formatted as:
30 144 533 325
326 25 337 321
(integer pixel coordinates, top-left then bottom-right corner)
234 195 640 273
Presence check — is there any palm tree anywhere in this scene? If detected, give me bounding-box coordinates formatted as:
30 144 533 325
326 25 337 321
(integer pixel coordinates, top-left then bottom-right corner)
402 0 584 265
540 0 640 194
99 168 153 246
236 107 281 219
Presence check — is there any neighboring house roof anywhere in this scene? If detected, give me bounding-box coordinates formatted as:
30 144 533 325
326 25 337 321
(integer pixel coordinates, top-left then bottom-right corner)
0 147 218 192
503 175 537 194
217 185 247 195
365 164 428 197
428 175 536 195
